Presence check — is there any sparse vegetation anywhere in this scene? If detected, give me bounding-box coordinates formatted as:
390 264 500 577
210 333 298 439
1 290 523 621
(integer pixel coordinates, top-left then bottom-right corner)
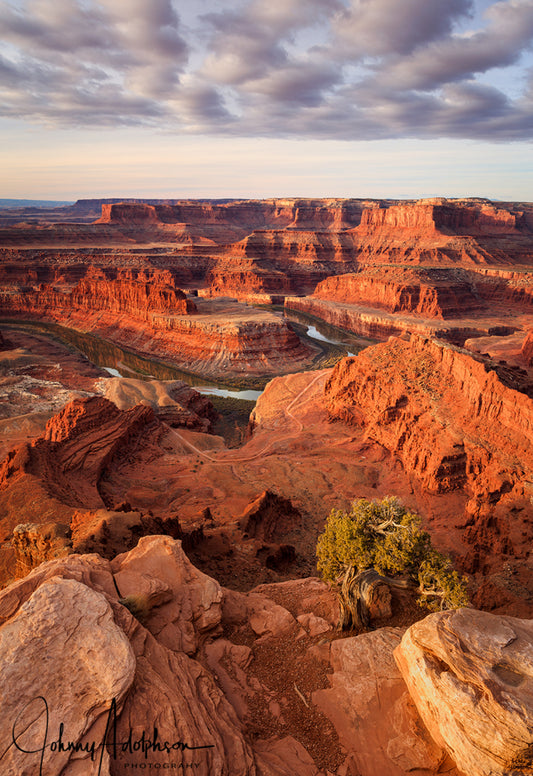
120 593 152 625
210 396 256 447
316 496 469 629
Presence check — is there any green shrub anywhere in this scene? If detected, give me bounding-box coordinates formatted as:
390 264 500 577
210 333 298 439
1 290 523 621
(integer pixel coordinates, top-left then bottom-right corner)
317 496 468 613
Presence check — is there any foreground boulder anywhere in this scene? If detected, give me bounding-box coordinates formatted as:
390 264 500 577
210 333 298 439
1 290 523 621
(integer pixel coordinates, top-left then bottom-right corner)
312 628 459 776
2 535 533 775
0 576 135 776
395 607 533 776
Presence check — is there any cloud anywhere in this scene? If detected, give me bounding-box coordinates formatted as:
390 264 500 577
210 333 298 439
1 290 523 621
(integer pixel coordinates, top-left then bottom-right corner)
331 0 473 57
241 61 341 106
0 0 532 141
0 0 188 119
200 0 340 86
371 0 533 91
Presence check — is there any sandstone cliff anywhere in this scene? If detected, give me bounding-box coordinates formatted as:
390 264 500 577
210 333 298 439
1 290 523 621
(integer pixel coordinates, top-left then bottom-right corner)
324 335 533 600
522 328 533 366
350 200 533 267
312 266 484 318
357 201 523 236
0 269 316 379
96 197 366 232
0 266 196 319
325 335 533 510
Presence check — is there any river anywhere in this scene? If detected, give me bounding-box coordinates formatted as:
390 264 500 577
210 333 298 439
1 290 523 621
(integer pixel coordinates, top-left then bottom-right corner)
3 313 374 402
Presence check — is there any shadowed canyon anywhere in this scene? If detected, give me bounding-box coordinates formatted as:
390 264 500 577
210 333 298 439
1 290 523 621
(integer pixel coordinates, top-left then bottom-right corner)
1 195 533 775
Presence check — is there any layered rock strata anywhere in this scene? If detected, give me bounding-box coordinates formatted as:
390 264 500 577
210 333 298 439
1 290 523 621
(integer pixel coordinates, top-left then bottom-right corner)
0 265 196 318
356 201 522 236
0 396 164 533
284 295 512 344
312 266 484 318
324 335 533 515
395 607 533 776
0 268 315 378
351 200 533 266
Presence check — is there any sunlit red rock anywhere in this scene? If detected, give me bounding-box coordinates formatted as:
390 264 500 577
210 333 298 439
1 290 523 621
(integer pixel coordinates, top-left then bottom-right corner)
0 536 481 776
324 334 533 510
395 607 533 776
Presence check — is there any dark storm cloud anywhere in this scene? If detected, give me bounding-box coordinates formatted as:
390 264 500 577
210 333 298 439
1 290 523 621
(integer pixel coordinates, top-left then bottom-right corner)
0 0 532 141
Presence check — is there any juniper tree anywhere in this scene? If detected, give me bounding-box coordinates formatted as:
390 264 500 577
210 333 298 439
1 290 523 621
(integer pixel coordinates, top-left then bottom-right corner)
316 496 469 629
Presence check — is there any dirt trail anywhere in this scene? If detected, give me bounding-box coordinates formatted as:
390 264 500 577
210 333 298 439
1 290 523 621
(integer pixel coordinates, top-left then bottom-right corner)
170 371 328 464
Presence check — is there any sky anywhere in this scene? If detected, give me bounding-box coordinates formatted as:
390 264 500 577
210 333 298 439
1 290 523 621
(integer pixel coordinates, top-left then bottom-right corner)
1 0 532 201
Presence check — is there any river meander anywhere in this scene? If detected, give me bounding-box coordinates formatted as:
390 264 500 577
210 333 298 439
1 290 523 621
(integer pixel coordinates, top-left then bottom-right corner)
2 312 375 401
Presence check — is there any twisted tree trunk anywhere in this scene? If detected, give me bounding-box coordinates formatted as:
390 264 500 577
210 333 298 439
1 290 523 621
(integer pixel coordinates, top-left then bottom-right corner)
337 566 415 630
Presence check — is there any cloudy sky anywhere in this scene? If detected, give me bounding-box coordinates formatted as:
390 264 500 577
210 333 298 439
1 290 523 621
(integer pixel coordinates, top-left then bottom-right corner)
1 0 532 200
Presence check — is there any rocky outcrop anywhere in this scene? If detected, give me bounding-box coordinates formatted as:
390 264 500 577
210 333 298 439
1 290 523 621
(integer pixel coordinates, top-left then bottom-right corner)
238 490 302 542
72 266 197 315
97 377 218 431
313 266 484 318
522 329 533 366
0 575 136 776
204 229 359 297
11 521 72 578
395 607 533 776
313 628 457 776
0 538 339 775
234 229 357 265
357 201 522 236
206 264 296 296
6 536 533 775
0 266 197 319
0 539 254 776
324 335 533 515
9 507 193 580
351 200 533 267
0 396 164 533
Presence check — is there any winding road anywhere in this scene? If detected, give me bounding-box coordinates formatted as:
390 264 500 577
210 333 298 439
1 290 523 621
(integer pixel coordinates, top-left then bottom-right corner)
169 370 328 465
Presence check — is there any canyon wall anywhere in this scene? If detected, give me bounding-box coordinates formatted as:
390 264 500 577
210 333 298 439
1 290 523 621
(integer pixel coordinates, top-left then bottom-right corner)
0 267 315 378
357 201 522 236
312 266 484 318
324 335 533 515
96 198 367 231
350 201 533 267
284 295 503 344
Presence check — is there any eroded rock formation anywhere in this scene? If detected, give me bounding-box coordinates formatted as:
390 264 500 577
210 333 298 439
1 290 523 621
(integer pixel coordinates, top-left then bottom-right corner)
0 396 164 533
312 266 484 318
324 335 533 512
395 607 533 776
0 267 316 379
3 536 533 775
